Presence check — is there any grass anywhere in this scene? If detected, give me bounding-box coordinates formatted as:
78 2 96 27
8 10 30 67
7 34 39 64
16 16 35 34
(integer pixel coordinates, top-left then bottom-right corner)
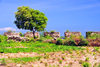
0 56 42 64
0 41 85 53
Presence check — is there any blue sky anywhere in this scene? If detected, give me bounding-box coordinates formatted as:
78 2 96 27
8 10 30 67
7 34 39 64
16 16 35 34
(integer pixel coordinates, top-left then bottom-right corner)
0 0 100 36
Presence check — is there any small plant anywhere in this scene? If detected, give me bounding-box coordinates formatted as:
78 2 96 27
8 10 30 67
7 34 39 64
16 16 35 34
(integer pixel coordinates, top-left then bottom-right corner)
45 62 48 66
19 32 24 37
66 30 69 32
78 39 89 46
79 60 84 64
82 62 90 67
69 62 73 66
67 39 76 46
86 31 92 38
85 57 89 61
7 30 12 33
50 30 55 33
62 56 65 60
1 59 6 65
56 39 64 45
59 60 62 64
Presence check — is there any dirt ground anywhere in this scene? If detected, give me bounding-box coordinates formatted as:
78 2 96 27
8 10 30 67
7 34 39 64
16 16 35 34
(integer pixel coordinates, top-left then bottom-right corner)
0 47 100 67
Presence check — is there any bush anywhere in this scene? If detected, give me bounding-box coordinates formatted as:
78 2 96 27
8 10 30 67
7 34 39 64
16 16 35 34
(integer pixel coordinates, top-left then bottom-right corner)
19 32 24 37
64 40 68 45
82 62 91 67
78 39 88 46
86 31 92 38
66 30 69 32
38 35 53 42
56 39 64 45
67 39 76 46
88 34 100 39
7 40 16 43
0 35 8 43
50 30 56 33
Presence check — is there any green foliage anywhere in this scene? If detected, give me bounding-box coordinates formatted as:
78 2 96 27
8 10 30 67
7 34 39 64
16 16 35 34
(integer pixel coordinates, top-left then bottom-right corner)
66 30 69 32
67 39 76 46
82 62 90 67
56 39 64 45
78 39 89 46
0 41 84 53
7 30 12 33
0 35 8 43
50 30 56 33
88 33 100 39
86 31 92 38
0 58 6 65
85 57 89 61
38 35 53 42
19 32 24 37
14 6 48 32
11 56 42 63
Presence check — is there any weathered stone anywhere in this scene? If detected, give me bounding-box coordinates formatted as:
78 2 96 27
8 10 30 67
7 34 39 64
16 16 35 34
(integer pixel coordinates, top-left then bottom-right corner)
86 32 100 38
64 32 81 38
8 36 29 41
4 32 20 37
87 38 100 46
24 32 40 38
44 32 60 39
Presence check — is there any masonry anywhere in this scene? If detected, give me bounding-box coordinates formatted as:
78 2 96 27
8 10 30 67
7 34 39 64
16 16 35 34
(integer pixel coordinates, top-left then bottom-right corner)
86 32 100 38
4 32 20 37
44 32 60 39
24 32 40 38
64 32 81 38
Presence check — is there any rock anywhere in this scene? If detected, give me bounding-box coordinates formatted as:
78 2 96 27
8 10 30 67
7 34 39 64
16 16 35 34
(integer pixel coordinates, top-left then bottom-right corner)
44 32 60 39
24 32 40 38
64 32 81 38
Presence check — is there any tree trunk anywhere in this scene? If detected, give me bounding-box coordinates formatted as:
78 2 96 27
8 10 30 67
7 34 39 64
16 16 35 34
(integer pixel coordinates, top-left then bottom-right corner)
33 30 36 39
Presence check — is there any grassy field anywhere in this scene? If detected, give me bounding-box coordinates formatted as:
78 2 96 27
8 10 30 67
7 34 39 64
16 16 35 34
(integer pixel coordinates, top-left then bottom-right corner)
0 41 100 67
0 41 84 53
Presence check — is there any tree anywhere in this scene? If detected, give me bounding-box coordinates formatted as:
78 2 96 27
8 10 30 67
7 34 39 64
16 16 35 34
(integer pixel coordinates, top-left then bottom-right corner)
14 6 48 39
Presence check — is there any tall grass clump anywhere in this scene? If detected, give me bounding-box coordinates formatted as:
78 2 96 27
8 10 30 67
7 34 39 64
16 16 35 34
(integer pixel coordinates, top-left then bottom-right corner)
0 35 8 43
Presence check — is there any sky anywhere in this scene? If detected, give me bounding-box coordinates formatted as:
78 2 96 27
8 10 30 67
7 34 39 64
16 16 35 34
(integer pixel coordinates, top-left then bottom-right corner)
0 0 100 36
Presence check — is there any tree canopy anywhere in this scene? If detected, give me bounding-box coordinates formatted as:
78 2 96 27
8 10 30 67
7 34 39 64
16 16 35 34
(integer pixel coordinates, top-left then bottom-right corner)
14 6 48 32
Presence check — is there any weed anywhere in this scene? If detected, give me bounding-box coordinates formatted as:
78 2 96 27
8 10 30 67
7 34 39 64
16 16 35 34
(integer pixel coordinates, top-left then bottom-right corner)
1 59 6 65
82 62 91 67
85 57 89 61
59 60 62 64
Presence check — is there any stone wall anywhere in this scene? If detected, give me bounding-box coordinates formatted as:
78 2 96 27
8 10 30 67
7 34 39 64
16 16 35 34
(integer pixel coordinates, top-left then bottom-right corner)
87 38 100 46
64 32 81 38
4 32 20 37
44 32 60 39
86 32 100 38
24 32 40 38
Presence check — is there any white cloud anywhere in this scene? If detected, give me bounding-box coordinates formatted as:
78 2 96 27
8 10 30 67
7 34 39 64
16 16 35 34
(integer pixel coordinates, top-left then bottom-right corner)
0 27 16 31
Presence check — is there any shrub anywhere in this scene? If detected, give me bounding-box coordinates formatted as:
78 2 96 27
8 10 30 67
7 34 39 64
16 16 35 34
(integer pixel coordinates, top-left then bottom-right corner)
50 30 56 33
7 40 16 43
19 32 24 37
38 35 53 42
0 35 8 43
86 31 92 38
64 40 68 45
66 30 70 32
88 34 100 39
67 39 76 46
78 39 88 46
56 39 64 45
1 59 6 65
82 62 91 67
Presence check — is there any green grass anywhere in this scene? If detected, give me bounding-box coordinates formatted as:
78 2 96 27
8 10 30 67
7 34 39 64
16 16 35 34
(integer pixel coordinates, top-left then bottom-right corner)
0 41 85 53
0 56 42 64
